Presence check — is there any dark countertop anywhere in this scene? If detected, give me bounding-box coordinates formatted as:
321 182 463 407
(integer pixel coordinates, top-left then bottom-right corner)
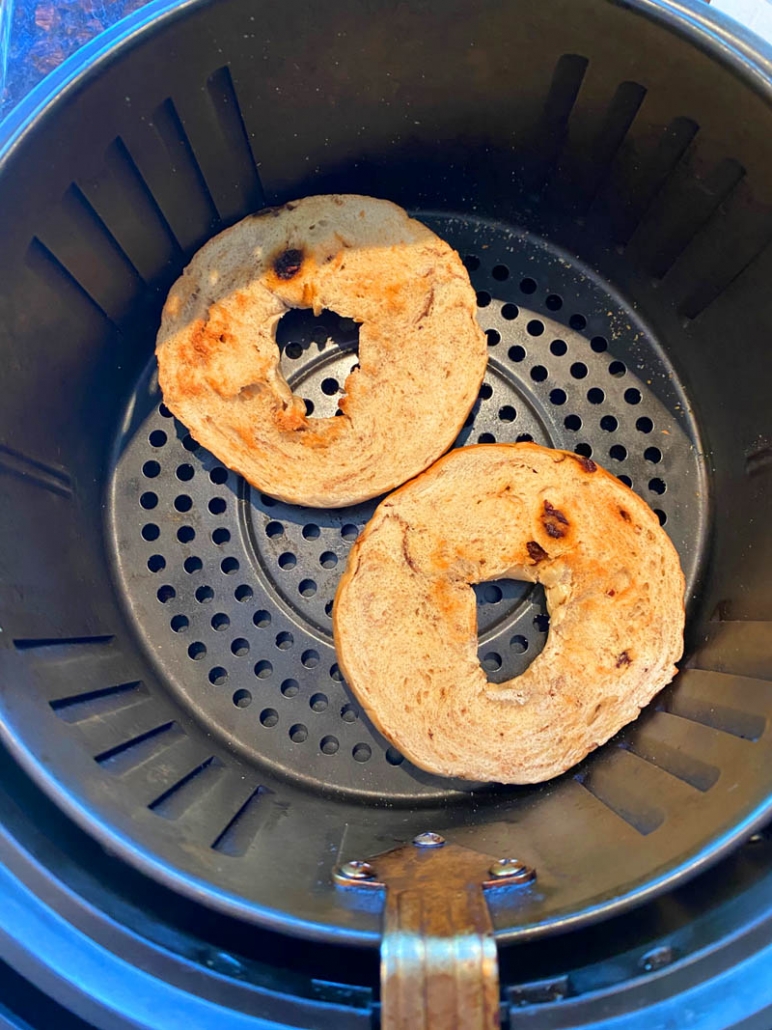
1 0 153 116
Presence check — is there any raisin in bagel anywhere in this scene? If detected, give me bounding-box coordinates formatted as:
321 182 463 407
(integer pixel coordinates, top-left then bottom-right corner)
333 443 685 784
156 195 487 507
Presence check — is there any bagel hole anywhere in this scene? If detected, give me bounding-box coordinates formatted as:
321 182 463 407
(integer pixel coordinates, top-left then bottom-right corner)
277 307 361 417
474 583 549 682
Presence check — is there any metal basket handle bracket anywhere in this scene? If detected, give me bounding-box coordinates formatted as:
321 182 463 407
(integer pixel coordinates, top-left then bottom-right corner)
335 832 536 1029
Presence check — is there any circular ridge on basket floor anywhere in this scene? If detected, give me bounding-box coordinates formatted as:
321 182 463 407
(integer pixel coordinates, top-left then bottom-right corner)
109 213 708 799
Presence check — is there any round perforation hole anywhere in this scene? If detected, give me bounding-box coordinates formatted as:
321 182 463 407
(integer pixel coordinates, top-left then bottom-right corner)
231 638 250 656
492 264 509 281
278 552 297 570
235 584 253 602
486 329 501 346
276 631 294 650
482 652 502 672
176 463 194 482
147 554 166 573
508 345 526 363
142 523 160 542
649 478 666 495
142 460 160 479
636 417 654 434
209 667 227 686
188 641 206 660
310 693 328 712
569 314 587 331
254 660 273 679
221 557 239 574
549 388 566 406
545 294 562 311
157 584 175 603
259 705 278 723
290 724 308 744
600 415 618 432
609 361 626 378
530 365 548 382
520 277 537 294
281 679 299 698
171 614 189 633
177 526 195 543
174 495 192 513
302 649 320 668
644 447 663 464
527 320 544 337
212 528 231 545
550 339 567 357
149 429 167 448
211 612 230 631
501 303 519 320
196 585 214 604
476 291 491 308
184 556 203 574
353 743 372 763
498 405 516 423
609 444 627 462
321 735 339 755
234 689 253 708
564 414 582 431
510 634 529 653
254 610 271 628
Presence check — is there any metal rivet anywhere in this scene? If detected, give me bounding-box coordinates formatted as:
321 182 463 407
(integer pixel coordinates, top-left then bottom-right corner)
412 832 446 849
489 857 526 878
640 945 675 973
337 860 376 881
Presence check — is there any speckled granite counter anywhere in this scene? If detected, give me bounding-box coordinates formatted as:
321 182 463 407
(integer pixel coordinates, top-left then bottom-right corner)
1 0 153 114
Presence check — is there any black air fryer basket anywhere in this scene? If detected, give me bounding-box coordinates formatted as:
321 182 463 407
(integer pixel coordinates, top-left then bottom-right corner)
1 0 772 1025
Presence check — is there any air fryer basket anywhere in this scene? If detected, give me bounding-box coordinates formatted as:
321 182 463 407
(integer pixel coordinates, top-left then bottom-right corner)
0 0 771 965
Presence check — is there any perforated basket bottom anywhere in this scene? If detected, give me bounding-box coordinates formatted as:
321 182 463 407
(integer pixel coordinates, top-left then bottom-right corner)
109 213 708 800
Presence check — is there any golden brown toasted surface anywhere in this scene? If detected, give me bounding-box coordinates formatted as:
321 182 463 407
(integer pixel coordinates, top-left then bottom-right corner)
156 195 487 507
333 443 686 784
